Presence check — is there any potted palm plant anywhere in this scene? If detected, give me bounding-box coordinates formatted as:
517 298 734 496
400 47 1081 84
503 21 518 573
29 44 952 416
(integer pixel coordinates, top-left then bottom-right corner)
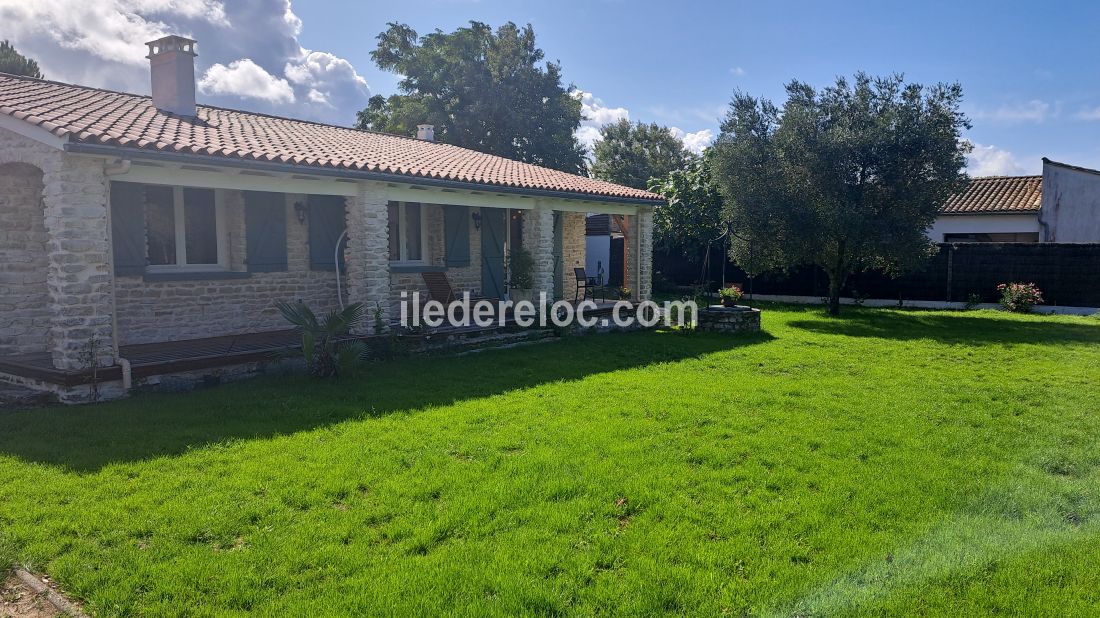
276 300 367 377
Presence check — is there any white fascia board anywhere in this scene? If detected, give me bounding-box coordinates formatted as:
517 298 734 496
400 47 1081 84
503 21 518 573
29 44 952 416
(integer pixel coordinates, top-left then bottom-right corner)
0 114 69 150
106 160 359 196
384 183 644 215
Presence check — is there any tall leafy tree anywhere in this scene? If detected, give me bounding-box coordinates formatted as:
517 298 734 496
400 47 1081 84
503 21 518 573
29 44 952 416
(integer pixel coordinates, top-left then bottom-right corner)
359 21 587 174
648 149 725 256
0 40 43 79
592 119 690 190
711 73 970 315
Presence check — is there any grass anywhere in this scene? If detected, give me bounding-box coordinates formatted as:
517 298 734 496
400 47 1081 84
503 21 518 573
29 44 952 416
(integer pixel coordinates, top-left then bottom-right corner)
1 304 1100 616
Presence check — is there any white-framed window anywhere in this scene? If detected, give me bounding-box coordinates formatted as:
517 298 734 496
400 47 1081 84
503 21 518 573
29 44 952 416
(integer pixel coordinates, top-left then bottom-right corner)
387 201 427 263
144 186 228 271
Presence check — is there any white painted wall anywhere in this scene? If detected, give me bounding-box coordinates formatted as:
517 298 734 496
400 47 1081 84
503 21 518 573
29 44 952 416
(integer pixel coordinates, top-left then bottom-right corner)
928 214 1039 241
1040 161 1100 242
585 235 610 284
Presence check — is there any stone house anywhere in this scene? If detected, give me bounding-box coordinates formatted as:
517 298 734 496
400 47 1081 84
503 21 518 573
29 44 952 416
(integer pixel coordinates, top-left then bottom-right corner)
0 36 661 402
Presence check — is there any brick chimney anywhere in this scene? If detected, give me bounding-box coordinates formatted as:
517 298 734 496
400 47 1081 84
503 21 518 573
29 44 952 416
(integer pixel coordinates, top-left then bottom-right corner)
416 124 435 141
146 35 197 116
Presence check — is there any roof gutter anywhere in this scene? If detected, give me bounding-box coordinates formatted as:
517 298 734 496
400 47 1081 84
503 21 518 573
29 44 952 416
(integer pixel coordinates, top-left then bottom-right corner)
64 142 664 207
937 211 1040 216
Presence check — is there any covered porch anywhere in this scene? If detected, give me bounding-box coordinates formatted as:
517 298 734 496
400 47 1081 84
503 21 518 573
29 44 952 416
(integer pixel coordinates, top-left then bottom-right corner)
0 152 654 403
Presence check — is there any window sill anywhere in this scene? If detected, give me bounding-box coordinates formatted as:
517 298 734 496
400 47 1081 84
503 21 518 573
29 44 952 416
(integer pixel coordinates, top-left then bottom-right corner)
143 271 252 282
389 264 446 274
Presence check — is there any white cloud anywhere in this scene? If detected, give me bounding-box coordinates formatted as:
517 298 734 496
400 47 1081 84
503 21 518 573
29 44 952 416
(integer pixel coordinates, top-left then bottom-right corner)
729 66 745 76
572 90 714 156
284 49 368 114
1074 106 1100 121
571 89 629 150
199 58 294 103
0 0 369 124
966 143 1032 176
973 100 1053 124
669 127 713 154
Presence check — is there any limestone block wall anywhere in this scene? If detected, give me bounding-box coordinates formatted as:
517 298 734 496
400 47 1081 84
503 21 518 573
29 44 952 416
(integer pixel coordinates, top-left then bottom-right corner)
44 155 115 367
0 162 49 355
0 129 116 369
636 209 654 301
113 190 342 345
523 208 555 295
561 210 586 275
346 184 390 331
622 211 654 301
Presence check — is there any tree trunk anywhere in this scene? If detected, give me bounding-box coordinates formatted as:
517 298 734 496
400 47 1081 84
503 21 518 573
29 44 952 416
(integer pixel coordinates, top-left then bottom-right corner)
826 271 843 316
825 241 847 316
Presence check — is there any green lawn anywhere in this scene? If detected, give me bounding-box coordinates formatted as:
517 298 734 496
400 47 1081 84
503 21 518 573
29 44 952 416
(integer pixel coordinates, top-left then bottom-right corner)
2 305 1100 616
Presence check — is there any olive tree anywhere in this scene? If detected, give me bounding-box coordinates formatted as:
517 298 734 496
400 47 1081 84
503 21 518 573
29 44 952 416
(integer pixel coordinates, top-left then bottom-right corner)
710 73 970 314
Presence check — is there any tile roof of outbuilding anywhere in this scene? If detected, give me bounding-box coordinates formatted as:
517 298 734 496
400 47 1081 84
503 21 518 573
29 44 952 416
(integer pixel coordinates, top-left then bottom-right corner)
939 175 1042 214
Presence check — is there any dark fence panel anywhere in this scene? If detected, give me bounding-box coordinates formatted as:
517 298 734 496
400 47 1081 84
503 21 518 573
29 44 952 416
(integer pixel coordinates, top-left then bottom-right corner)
654 243 1100 307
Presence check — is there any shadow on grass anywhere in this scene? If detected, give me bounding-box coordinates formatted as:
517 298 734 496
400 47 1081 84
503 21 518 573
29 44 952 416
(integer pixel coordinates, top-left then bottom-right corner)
0 329 773 473
786 308 1100 346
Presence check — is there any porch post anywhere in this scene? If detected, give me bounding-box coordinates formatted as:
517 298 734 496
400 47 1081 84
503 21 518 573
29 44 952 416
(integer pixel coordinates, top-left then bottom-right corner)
42 154 116 369
345 182 391 332
623 209 654 302
525 206 555 299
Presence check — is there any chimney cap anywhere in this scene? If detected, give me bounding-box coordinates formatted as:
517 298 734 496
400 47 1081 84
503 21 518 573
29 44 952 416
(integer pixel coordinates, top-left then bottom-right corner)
416 124 435 141
146 35 197 59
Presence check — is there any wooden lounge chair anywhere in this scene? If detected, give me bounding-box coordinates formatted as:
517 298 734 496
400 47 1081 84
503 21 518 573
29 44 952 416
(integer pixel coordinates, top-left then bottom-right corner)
421 271 487 304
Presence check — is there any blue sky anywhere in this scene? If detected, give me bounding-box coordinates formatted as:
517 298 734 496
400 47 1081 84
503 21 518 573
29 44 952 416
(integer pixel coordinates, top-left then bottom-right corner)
5 0 1100 175
294 0 1100 174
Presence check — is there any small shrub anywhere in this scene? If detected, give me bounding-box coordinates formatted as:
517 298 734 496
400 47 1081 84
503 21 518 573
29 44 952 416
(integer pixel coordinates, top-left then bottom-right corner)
964 292 984 310
372 301 386 336
617 286 632 300
652 270 676 293
997 282 1044 313
508 247 534 289
718 284 743 306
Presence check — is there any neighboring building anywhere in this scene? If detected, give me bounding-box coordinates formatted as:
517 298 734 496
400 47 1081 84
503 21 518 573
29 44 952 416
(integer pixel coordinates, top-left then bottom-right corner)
930 175 1042 242
0 35 661 402
1038 158 1100 242
930 159 1100 243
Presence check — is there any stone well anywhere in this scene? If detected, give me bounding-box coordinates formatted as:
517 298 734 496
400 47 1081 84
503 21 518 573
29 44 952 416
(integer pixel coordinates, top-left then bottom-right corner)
697 305 761 333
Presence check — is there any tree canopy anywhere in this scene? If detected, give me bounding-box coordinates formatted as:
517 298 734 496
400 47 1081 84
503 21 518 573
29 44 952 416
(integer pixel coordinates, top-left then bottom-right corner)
710 73 971 314
358 21 587 174
592 119 690 190
0 40 43 79
648 149 725 257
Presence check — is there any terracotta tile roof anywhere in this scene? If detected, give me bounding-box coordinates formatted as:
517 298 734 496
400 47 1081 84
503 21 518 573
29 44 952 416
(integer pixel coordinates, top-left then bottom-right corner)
0 73 662 203
939 175 1042 214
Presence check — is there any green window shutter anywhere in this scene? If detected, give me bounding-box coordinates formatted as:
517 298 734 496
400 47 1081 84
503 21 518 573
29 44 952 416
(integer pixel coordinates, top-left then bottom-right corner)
308 195 347 271
110 181 147 276
244 191 288 272
444 205 470 267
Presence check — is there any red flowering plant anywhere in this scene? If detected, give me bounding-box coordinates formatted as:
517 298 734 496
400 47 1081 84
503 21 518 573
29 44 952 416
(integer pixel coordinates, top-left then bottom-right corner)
718 284 744 307
997 282 1044 313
